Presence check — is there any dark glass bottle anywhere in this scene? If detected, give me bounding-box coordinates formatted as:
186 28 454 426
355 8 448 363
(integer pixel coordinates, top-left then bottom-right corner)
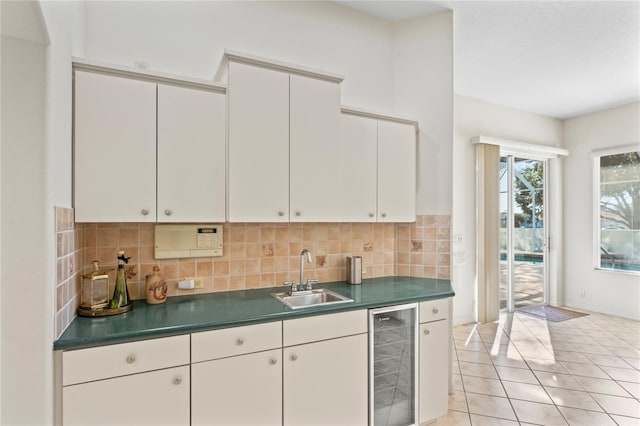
109 250 131 309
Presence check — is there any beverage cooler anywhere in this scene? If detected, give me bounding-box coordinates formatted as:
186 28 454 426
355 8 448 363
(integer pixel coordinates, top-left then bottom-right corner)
369 303 418 426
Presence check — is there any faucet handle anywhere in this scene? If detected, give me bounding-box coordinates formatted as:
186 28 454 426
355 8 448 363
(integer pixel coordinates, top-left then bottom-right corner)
283 280 298 292
306 279 319 290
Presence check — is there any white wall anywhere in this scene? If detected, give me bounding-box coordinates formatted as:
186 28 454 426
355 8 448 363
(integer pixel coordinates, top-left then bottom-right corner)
84 1 395 111
42 0 86 206
392 11 453 215
1 8 50 426
452 95 563 325
1 0 85 422
563 102 640 320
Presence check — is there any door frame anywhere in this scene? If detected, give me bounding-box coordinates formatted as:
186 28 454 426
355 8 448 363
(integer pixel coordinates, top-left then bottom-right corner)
473 135 568 323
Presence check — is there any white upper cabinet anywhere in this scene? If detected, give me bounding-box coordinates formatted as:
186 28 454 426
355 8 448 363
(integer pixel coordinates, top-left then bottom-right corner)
339 114 378 221
224 51 343 223
74 70 157 222
227 61 290 222
157 84 226 222
289 74 342 222
378 120 416 222
74 63 226 223
340 112 417 222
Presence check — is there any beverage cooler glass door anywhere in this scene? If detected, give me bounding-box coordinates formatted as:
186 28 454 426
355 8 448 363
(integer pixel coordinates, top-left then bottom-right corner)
369 303 418 426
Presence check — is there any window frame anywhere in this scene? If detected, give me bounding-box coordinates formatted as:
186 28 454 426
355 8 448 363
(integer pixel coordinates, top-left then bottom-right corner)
592 144 640 275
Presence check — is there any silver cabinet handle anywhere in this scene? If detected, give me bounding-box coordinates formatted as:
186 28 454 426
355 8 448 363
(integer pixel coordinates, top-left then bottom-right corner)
164 209 173 216
381 213 387 218
278 211 285 217
433 308 439 314
423 329 430 335
236 337 244 345
270 357 277 365
173 376 182 385
141 209 150 216
126 354 136 364
369 212 375 218
290 354 298 362
295 211 301 217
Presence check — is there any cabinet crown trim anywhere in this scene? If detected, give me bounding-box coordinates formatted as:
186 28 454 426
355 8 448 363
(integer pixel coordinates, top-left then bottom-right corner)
215 49 345 84
341 105 419 130
72 57 227 93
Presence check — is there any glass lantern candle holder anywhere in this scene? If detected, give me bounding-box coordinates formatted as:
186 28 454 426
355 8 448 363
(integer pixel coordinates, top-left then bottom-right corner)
77 261 111 316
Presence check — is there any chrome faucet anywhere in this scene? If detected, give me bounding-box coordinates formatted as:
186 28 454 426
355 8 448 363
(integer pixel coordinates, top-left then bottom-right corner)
284 249 317 295
300 249 312 290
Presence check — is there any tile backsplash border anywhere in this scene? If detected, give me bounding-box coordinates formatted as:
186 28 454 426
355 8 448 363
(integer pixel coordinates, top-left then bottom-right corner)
54 207 84 339
55 213 450 338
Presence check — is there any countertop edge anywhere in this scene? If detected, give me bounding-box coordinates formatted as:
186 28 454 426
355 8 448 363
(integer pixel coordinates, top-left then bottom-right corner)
54 278 454 351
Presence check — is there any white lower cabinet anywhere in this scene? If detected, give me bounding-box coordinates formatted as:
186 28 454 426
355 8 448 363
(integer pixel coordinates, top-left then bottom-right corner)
63 365 189 426
58 301 451 426
283 334 368 426
419 301 450 423
191 349 282 426
60 335 190 426
283 310 369 426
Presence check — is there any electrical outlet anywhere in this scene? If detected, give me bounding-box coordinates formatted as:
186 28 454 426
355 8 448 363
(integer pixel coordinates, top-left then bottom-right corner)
578 289 586 298
185 276 204 289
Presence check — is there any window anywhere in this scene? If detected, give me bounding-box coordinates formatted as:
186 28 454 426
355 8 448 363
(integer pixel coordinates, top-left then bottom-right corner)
595 148 640 272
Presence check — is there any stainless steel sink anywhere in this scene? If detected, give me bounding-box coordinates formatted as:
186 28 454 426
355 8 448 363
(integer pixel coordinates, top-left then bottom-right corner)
271 288 353 310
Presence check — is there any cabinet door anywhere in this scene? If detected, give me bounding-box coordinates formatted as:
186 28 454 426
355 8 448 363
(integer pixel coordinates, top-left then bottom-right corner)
227 62 289 222
157 85 225 222
339 114 378 222
74 71 156 222
192 349 282 426
63 365 189 426
289 75 342 221
377 120 416 222
419 319 449 423
284 334 368 426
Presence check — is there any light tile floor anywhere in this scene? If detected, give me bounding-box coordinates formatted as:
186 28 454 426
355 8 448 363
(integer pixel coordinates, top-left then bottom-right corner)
434 310 640 425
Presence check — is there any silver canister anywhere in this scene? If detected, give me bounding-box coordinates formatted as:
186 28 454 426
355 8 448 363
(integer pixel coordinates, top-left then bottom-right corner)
346 256 362 285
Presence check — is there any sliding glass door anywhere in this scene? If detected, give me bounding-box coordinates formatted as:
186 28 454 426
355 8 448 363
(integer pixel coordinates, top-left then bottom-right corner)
499 155 548 312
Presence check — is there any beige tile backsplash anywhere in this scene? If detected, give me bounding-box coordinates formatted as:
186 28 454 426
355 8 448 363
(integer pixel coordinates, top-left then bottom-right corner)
55 211 450 338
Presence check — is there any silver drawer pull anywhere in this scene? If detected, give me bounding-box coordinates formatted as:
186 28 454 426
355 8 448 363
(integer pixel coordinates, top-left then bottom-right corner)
278 211 285 217
290 354 298 362
141 209 150 216
164 209 173 216
270 357 277 365
432 308 439 314
236 337 244 345
126 354 136 364
424 329 430 335
369 212 375 218
173 376 182 385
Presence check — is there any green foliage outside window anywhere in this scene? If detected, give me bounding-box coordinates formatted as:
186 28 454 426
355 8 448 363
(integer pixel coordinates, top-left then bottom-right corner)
599 151 640 272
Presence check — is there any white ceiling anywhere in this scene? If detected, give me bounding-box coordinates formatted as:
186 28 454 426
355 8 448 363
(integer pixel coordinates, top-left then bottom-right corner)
336 1 640 119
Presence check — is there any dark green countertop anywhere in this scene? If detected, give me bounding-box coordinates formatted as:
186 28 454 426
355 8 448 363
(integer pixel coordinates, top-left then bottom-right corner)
54 276 454 350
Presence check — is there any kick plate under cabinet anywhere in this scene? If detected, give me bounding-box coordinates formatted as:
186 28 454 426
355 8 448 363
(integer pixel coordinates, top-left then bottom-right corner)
154 224 223 259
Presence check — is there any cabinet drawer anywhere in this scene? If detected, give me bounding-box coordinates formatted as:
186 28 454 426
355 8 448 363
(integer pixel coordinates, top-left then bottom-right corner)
420 298 449 323
63 365 189 426
192 321 282 363
62 334 189 386
283 310 367 347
